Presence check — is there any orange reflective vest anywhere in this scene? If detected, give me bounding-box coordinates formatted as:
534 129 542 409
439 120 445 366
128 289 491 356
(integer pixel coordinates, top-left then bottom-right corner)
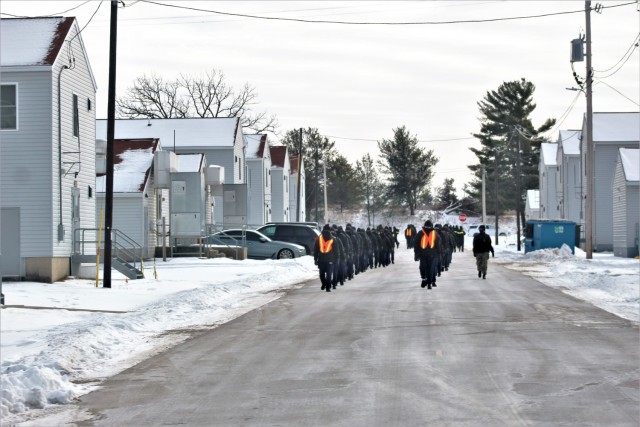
318 235 334 253
405 228 412 237
420 230 437 249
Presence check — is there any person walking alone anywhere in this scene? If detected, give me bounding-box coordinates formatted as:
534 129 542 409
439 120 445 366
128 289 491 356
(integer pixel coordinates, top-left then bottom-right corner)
472 225 494 279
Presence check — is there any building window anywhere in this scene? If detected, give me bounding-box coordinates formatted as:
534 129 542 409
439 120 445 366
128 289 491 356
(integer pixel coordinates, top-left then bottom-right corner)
0 84 17 130
72 94 79 137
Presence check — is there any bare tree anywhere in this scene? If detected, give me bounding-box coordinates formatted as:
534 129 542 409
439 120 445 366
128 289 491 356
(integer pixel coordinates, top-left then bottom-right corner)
117 69 278 133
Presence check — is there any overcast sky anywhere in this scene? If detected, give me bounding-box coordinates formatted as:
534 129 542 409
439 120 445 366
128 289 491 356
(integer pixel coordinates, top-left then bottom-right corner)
2 1 638 194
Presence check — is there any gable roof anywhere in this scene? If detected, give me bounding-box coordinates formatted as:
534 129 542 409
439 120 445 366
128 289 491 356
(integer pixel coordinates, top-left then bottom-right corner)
244 134 267 160
541 143 558 166
270 146 288 168
0 17 74 66
619 148 639 182
96 138 158 193
590 112 640 142
558 130 581 155
290 156 300 174
96 118 241 150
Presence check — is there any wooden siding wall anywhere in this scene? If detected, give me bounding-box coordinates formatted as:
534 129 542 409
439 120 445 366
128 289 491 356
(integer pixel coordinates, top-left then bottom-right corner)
592 144 637 251
0 26 96 260
0 71 54 258
612 160 640 258
247 160 265 227
562 156 582 224
271 169 284 222
53 24 96 257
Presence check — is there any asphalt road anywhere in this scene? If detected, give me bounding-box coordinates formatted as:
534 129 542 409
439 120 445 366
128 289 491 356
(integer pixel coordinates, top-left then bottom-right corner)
70 246 639 426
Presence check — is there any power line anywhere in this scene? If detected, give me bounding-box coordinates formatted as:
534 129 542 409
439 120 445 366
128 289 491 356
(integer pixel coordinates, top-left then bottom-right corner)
0 0 93 18
68 1 104 44
327 134 475 143
593 33 640 79
594 79 640 106
137 0 636 26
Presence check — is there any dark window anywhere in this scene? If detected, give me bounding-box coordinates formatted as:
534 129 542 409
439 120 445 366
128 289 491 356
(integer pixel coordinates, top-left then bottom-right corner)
0 84 17 130
72 94 79 137
260 226 276 237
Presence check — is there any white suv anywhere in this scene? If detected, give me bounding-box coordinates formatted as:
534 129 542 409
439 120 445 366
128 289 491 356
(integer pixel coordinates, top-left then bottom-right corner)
467 224 496 236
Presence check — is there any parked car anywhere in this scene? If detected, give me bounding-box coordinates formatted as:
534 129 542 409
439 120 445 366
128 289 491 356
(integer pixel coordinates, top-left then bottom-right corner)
256 223 320 255
467 224 499 236
204 229 306 260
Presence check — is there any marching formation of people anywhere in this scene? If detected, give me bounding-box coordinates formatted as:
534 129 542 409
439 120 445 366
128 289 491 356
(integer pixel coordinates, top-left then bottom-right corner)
313 223 399 292
314 220 492 291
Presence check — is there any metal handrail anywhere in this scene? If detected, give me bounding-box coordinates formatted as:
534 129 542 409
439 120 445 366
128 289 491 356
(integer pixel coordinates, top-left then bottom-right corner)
202 229 246 259
74 228 143 272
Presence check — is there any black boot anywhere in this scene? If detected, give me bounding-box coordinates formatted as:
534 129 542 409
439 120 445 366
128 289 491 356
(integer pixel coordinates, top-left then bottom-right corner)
421 279 427 288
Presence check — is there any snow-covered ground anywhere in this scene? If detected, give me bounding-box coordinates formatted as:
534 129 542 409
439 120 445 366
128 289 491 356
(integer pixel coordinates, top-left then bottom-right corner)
1 236 638 424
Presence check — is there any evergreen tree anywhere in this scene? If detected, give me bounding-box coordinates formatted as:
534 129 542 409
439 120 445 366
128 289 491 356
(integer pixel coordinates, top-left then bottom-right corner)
280 128 336 222
434 178 459 211
466 78 555 246
326 154 360 213
377 126 438 215
355 154 387 227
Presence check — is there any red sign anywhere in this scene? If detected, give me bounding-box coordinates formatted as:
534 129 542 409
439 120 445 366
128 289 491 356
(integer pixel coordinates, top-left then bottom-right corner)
458 213 467 222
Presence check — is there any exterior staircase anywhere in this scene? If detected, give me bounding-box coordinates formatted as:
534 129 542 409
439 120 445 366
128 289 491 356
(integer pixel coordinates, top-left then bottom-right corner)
72 228 145 280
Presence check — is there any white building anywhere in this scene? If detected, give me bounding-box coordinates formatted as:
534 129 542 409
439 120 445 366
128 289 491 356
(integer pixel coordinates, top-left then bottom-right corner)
612 148 639 258
95 138 160 260
289 156 306 222
539 142 560 219
1 17 97 282
96 117 244 227
525 189 540 219
581 112 640 252
270 146 291 223
244 134 271 227
556 130 582 224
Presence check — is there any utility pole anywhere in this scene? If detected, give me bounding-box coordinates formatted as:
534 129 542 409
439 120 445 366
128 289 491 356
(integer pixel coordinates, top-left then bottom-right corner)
104 0 118 288
516 129 522 252
314 143 319 222
296 128 302 222
584 0 594 259
323 162 328 224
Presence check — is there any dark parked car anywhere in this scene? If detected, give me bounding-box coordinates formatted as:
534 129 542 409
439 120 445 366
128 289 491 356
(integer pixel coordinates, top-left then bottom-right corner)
205 229 306 260
256 223 320 255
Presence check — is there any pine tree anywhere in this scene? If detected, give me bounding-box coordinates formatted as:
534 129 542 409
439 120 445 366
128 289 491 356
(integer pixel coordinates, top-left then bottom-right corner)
355 154 386 227
467 78 555 246
435 178 459 211
326 154 359 213
378 126 438 215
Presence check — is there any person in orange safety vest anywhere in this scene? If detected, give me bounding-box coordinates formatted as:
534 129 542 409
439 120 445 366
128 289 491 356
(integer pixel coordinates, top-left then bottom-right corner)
413 220 440 289
314 224 338 292
404 224 417 249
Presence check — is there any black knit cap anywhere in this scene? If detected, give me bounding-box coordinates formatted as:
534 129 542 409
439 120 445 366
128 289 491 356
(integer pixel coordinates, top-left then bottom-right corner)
424 220 433 228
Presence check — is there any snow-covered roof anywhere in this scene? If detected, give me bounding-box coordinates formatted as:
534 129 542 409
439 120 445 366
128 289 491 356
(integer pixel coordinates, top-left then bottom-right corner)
96 118 241 149
244 134 266 159
526 189 540 209
96 139 158 193
176 154 205 172
541 143 558 166
0 17 74 66
619 148 639 182
558 130 581 155
590 112 640 142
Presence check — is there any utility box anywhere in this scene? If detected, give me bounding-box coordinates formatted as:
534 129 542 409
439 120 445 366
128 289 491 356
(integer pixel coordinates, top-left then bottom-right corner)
525 220 577 254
